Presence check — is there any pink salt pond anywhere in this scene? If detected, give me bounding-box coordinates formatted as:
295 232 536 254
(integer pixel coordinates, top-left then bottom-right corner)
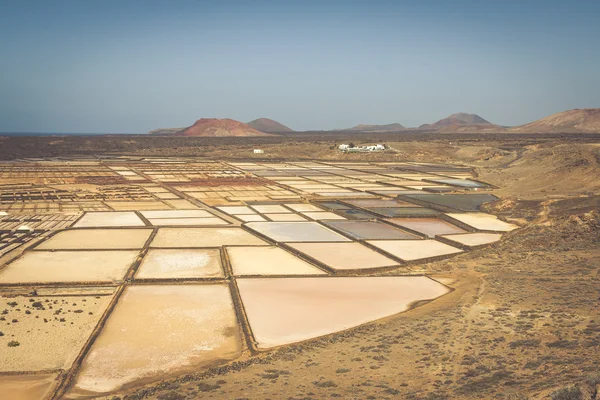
237 276 449 348
287 242 398 271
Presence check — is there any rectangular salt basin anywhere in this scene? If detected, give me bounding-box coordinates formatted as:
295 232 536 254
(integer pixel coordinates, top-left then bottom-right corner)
151 227 267 247
284 203 323 212
288 242 397 271
236 214 267 222
217 206 256 215
136 249 223 278
74 212 145 228
166 200 198 209
367 239 463 261
372 190 425 196
384 218 466 238
153 192 180 200
0 294 113 371
245 222 351 243
369 207 439 218
439 233 502 248
345 199 417 208
301 212 346 221
227 246 326 275
429 178 489 188
402 194 498 212
264 213 308 222
68 285 243 397
237 276 449 348
446 213 519 232
314 201 351 210
106 201 170 211
0 250 139 283
316 192 375 197
250 205 291 213
148 217 229 226
36 229 152 250
333 208 379 220
141 210 214 219
324 221 421 240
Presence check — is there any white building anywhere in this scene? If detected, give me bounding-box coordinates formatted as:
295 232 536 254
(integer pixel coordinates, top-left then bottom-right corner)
338 143 386 152
253 149 264 154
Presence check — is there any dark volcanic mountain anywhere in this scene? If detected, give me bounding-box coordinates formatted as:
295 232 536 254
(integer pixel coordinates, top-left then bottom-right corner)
247 118 294 133
344 123 405 132
147 127 184 135
420 113 492 129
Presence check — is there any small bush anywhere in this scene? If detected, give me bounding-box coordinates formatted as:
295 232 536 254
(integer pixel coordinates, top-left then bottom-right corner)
7 341 20 347
547 340 578 349
509 339 540 348
313 380 338 388
550 385 583 400
196 383 220 392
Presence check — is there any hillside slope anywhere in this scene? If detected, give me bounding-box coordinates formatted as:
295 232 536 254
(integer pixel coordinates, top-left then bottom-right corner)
421 113 492 129
247 118 294 133
510 108 600 133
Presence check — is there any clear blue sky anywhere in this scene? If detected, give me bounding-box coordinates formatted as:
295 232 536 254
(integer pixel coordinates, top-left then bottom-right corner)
1 0 599 133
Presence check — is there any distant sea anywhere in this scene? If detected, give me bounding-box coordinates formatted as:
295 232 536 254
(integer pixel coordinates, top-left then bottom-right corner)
0 132 141 136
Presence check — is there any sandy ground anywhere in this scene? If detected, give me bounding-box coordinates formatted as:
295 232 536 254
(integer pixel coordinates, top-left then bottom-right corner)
0 294 113 371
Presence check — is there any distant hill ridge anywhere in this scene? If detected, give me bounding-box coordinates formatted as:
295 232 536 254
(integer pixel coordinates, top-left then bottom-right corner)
345 123 405 132
146 108 600 135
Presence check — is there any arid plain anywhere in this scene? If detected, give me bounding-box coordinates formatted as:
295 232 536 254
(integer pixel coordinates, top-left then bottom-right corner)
0 133 598 400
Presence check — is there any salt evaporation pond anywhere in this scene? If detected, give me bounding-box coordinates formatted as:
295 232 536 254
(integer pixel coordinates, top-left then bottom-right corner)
264 213 307 221
385 217 466 238
74 212 145 228
439 232 502 248
245 222 351 243
150 227 267 247
0 250 138 283
402 194 498 211
324 221 420 240
237 276 449 348
288 242 398 271
368 207 440 218
136 249 223 279
446 213 519 232
36 229 152 250
68 284 243 397
367 239 463 261
227 246 326 275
